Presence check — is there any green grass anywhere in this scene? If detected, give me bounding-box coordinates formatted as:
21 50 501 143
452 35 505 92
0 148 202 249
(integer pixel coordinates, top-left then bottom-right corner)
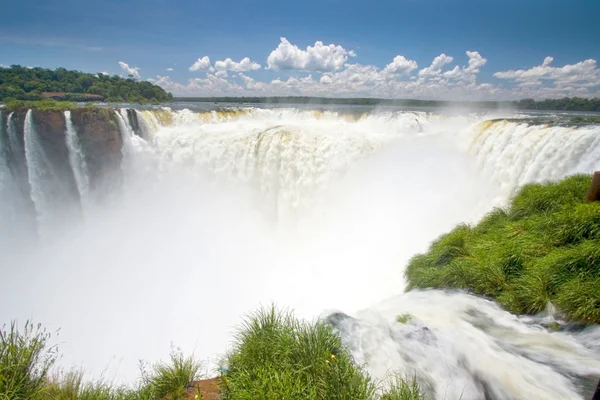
380 375 425 400
221 305 377 400
3 99 78 111
405 174 600 324
395 314 414 324
0 321 58 400
2 312 425 400
143 348 203 400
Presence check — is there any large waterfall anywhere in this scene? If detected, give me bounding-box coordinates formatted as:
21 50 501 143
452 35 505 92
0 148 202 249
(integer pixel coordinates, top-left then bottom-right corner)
1 106 599 399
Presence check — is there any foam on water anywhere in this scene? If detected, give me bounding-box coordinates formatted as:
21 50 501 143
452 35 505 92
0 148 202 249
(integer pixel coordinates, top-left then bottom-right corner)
1 106 599 399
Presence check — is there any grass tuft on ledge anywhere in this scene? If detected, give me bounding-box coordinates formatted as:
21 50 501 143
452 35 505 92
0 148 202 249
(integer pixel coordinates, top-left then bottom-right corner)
405 174 600 324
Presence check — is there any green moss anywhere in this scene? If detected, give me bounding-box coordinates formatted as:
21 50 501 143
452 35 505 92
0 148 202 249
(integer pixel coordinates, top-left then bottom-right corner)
405 174 600 324
395 313 414 324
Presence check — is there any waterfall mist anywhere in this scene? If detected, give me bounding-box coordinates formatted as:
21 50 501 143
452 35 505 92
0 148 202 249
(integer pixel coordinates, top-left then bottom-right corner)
1 106 599 398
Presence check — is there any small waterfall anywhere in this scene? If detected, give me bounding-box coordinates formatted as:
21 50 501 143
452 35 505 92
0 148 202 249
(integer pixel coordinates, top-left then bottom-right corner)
116 109 134 152
6 112 22 158
23 110 50 232
0 110 10 202
64 111 90 207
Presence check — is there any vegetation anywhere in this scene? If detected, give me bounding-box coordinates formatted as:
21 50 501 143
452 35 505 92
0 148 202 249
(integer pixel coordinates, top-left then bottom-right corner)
141 349 203 400
221 306 376 400
4 99 78 111
2 312 425 400
380 376 425 400
175 96 600 112
0 65 173 104
405 174 600 324
0 321 58 400
395 314 414 324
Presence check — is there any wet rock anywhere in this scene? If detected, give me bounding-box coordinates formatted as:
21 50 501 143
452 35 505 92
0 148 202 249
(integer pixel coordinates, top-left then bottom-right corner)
70 107 122 193
184 377 221 400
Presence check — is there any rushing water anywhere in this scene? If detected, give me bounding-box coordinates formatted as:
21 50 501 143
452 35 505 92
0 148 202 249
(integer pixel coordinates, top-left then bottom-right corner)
64 111 90 209
1 105 599 399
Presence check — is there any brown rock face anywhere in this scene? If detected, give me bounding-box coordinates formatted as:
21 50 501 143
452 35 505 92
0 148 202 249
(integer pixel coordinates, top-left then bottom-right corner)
70 107 122 193
184 377 221 400
586 171 600 203
31 109 79 201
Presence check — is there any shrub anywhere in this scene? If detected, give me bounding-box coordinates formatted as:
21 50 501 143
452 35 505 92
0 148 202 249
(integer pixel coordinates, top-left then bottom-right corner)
405 174 600 324
0 320 58 400
380 375 425 400
143 349 203 400
221 306 377 400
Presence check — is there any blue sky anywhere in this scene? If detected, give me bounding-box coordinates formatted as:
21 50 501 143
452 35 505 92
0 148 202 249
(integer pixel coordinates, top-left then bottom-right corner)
1 0 599 99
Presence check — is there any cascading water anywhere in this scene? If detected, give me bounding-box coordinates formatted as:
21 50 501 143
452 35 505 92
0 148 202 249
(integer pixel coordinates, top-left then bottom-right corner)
6 111 22 159
1 106 599 399
464 120 600 202
23 109 49 232
64 110 90 208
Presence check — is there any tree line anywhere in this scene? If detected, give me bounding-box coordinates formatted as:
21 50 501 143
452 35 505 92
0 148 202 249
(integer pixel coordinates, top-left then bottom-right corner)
0 65 173 104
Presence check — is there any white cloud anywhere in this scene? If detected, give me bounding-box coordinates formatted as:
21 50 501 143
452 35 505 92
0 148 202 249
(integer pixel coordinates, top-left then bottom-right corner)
166 67 174 71
493 57 600 98
118 61 140 79
98 72 109 76
189 56 211 71
151 50 599 100
441 51 487 83
494 57 598 84
382 55 418 76
320 75 332 85
0 64 9 68
214 57 261 72
267 37 356 72
418 54 453 77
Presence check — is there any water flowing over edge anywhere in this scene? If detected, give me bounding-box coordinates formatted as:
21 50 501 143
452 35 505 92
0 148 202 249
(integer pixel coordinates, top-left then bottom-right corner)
0 106 599 399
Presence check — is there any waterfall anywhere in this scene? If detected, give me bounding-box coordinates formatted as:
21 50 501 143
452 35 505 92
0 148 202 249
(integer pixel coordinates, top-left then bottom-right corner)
64 110 90 207
6 112 22 158
23 109 51 232
2 106 600 398
464 120 600 202
0 110 10 208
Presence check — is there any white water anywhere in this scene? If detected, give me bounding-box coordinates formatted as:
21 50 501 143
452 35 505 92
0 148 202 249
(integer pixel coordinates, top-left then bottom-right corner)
64 111 90 208
2 107 600 399
23 109 51 234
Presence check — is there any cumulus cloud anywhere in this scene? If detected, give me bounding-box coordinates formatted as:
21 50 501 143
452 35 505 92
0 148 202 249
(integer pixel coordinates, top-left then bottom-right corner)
441 51 487 83
189 56 211 71
418 54 453 77
151 49 599 100
382 55 418 75
118 61 140 79
214 57 261 72
494 57 598 85
0 64 8 68
166 67 174 71
267 37 356 72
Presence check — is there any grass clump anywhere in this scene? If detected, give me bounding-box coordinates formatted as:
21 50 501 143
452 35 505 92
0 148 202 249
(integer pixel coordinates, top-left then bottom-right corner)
4 99 78 111
0 321 58 400
406 174 600 324
142 348 203 400
221 305 377 400
395 314 413 324
380 375 425 400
